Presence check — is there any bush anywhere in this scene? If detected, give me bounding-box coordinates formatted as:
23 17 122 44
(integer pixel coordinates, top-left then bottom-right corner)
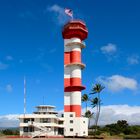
1 128 19 135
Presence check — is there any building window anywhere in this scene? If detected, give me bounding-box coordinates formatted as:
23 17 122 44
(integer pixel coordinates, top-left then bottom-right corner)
40 118 51 123
58 121 63 124
29 127 34 132
23 127 28 132
83 131 85 134
31 118 34 122
70 114 73 117
70 128 73 132
70 120 73 123
24 119 30 123
83 121 85 123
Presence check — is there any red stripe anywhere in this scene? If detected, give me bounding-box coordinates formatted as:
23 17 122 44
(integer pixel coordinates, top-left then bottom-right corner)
64 105 81 117
64 52 70 65
71 77 81 86
64 85 85 92
64 78 81 87
71 51 81 63
64 51 81 65
64 78 70 87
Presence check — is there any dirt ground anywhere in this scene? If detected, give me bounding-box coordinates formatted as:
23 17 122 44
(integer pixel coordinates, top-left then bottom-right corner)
0 138 90 140
0 137 123 140
0 138 87 140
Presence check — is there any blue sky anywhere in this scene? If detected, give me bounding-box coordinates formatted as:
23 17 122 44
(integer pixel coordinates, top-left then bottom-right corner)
0 0 140 125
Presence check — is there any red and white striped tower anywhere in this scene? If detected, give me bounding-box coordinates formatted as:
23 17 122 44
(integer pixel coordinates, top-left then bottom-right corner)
62 20 88 117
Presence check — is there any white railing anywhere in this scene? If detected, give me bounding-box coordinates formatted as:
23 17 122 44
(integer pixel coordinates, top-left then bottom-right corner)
65 41 86 48
31 122 51 138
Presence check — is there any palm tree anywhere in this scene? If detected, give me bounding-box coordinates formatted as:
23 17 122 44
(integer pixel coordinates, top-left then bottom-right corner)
90 83 105 132
84 110 94 128
91 97 99 108
81 93 89 112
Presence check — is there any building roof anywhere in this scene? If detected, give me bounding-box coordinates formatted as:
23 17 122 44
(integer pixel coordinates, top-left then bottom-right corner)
35 105 56 108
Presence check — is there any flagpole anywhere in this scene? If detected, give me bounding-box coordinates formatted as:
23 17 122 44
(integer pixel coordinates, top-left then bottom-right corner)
24 76 26 117
72 15 73 21
71 10 73 21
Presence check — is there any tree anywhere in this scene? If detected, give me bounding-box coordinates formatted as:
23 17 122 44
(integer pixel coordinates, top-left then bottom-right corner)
90 83 105 132
91 97 99 108
82 93 89 112
104 120 129 135
84 110 94 128
117 120 128 129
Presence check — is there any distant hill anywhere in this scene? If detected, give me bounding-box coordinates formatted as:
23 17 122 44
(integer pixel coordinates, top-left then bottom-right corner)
0 127 19 130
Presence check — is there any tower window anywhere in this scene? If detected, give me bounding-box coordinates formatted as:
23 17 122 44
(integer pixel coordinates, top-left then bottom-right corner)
70 128 73 131
70 114 73 117
70 120 73 123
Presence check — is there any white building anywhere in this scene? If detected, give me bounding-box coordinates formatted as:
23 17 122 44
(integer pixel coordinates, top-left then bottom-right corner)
64 112 88 137
19 104 88 138
19 105 64 138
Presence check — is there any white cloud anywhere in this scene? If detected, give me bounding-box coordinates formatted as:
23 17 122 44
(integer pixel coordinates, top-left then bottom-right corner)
99 105 140 125
6 84 13 92
47 4 69 25
97 75 138 92
0 62 8 70
0 114 19 127
48 4 63 13
1 105 140 127
82 105 140 125
127 55 139 65
6 55 13 61
101 43 117 55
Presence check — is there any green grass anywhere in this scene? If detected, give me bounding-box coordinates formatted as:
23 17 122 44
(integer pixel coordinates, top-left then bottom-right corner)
123 135 140 139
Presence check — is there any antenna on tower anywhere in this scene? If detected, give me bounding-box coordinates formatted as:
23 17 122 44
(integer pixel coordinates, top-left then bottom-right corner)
43 96 45 105
24 76 26 117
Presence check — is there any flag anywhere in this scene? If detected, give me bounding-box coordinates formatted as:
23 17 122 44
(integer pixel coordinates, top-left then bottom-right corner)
65 8 73 18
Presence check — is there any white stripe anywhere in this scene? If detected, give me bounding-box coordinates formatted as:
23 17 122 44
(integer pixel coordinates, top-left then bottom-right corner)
64 66 81 78
64 91 81 105
64 92 71 105
64 46 81 52
64 67 70 78
64 38 81 45
64 46 71 52
71 66 81 78
71 45 81 52
70 91 81 105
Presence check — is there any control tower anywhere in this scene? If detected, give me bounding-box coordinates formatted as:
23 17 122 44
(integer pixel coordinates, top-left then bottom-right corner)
62 20 88 137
